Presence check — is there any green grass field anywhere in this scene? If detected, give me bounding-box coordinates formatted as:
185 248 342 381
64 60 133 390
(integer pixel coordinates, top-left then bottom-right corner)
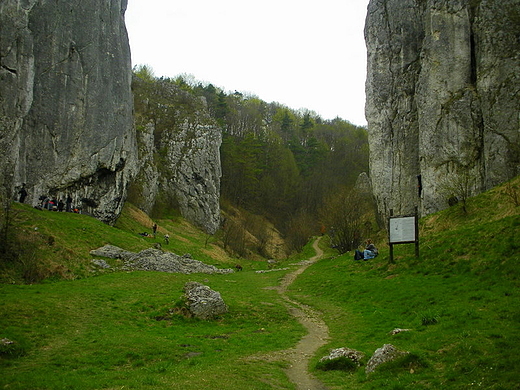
291 177 520 389
0 270 303 389
1 176 519 389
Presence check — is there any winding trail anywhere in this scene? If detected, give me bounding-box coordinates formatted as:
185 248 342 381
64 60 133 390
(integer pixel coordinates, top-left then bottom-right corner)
254 237 330 390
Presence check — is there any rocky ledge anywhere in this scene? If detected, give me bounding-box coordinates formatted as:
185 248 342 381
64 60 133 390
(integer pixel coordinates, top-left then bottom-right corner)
90 244 234 275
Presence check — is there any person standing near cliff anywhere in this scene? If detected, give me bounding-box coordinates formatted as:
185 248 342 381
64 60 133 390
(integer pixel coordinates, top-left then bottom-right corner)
18 184 28 203
65 195 73 212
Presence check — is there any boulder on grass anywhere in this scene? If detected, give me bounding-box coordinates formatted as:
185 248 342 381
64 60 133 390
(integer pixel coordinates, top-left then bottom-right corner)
183 282 228 320
365 344 409 374
320 347 365 366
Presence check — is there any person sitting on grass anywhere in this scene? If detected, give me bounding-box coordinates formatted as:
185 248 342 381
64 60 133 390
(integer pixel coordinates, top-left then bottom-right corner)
354 239 378 260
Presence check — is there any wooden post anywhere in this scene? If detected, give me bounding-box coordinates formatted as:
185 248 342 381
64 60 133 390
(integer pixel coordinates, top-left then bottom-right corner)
414 206 420 258
389 209 394 264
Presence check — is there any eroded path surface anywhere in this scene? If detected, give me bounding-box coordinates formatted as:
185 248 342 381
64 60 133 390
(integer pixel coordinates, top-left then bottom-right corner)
253 237 330 390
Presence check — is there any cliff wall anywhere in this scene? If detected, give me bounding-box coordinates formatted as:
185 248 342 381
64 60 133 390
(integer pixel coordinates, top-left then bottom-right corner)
365 0 520 218
0 0 136 223
1 1 221 232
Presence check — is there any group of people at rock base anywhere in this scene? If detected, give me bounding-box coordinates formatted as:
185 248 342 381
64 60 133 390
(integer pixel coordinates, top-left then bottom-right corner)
354 239 378 261
36 195 79 213
17 184 81 214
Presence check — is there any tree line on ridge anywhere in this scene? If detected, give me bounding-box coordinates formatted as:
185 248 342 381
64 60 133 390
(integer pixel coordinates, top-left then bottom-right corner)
132 65 374 255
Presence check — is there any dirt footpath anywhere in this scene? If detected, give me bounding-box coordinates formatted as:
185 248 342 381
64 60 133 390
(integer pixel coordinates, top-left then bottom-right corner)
254 237 330 390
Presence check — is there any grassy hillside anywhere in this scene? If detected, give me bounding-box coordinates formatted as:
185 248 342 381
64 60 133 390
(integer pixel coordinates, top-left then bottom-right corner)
0 202 261 284
0 203 302 389
289 176 520 389
1 176 519 389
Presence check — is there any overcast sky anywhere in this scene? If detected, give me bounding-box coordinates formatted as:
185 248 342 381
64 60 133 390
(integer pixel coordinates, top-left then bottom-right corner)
125 0 370 126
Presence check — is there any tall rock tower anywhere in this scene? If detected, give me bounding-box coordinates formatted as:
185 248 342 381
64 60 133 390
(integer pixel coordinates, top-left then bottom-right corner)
365 0 519 219
0 0 136 223
131 77 222 235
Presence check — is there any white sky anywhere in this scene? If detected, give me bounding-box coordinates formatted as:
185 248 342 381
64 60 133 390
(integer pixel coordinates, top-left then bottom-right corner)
125 0 370 126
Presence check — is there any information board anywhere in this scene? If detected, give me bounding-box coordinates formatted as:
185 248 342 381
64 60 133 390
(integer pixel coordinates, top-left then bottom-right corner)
389 216 416 243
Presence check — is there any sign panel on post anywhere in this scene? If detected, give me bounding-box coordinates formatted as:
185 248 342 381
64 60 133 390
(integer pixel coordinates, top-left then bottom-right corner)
387 208 420 263
389 216 416 243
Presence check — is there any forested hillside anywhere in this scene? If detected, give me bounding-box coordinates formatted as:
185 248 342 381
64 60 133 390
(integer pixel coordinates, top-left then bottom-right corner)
132 66 371 256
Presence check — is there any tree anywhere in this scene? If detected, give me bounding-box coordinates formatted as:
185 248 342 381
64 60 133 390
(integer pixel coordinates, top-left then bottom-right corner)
133 64 155 82
215 91 229 128
439 168 476 213
300 112 314 141
321 188 375 254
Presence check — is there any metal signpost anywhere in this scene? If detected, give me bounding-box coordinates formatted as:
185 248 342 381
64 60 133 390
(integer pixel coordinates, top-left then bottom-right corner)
388 207 419 263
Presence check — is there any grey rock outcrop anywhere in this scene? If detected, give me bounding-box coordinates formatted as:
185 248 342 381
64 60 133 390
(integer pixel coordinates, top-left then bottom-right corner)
90 244 234 274
0 0 136 224
365 0 520 219
183 281 229 320
91 259 111 269
131 78 222 234
320 347 365 366
89 244 133 259
365 344 409 374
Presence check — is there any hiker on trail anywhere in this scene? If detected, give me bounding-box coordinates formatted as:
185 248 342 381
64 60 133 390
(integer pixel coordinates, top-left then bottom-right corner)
152 223 158 235
354 239 378 261
164 234 169 245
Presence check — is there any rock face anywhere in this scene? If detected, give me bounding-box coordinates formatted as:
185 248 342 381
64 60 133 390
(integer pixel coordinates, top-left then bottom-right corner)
131 77 222 234
365 0 520 219
0 0 136 224
1 2 221 231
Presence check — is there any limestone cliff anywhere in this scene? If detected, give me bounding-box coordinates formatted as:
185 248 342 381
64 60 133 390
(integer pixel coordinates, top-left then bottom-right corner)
365 0 520 218
1 1 221 232
131 77 222 235
0 0 136 223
